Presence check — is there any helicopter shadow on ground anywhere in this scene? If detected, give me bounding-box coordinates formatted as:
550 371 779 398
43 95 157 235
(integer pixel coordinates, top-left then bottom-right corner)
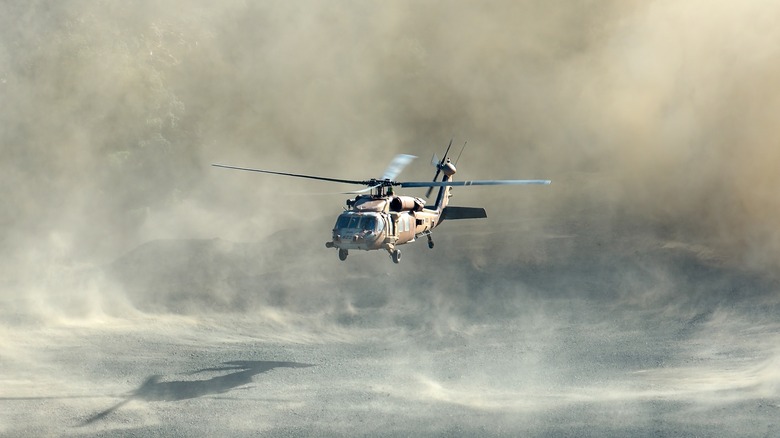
80 360 313 426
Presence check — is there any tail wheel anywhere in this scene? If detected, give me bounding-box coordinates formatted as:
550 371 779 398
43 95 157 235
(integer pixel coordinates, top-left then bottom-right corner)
391 249 401 264
338 249 348 261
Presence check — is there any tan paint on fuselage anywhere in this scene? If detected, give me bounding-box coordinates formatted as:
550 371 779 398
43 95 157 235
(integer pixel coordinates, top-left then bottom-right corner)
352 197 389 212
330 184 451 253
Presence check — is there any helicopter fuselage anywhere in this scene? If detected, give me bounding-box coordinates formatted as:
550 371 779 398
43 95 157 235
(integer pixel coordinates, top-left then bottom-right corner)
326 194 442 254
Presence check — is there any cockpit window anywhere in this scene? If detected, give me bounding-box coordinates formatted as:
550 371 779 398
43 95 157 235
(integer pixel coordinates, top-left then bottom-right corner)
363 217 376 231
335 214 383 231
347 216 361 228
336 215 351 229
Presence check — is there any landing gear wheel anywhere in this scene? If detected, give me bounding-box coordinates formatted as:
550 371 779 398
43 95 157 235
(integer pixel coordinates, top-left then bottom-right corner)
338 249 348 261
427 235 434 249
391 249 401 264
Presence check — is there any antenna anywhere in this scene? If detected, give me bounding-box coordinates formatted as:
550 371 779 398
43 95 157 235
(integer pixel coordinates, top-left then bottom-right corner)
454 141 467 166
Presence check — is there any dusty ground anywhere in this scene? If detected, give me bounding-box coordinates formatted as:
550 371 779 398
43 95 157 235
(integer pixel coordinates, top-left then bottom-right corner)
2 220 779 437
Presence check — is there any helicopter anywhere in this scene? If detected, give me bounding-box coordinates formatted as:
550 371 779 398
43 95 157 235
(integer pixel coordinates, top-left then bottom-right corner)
212 141 551 263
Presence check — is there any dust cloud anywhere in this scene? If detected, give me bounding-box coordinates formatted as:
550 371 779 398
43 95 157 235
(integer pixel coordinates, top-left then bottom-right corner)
2 0 780 436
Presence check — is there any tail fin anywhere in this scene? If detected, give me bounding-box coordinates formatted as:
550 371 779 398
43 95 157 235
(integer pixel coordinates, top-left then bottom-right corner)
431 173 450 212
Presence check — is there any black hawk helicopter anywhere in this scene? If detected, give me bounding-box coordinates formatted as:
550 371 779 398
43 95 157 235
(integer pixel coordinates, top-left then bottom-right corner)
213 141 550 263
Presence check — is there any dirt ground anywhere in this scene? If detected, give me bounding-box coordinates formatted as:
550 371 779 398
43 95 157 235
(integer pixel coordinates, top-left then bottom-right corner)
2 222 779 437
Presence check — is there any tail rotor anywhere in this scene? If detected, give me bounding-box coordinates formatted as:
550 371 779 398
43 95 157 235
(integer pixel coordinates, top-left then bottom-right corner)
425 139 453 198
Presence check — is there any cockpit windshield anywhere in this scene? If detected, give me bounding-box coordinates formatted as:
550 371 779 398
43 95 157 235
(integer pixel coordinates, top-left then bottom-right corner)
335 214 382 231
362 216 377 231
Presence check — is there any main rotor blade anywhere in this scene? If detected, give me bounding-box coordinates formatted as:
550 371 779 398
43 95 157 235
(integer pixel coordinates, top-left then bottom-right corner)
342 183 382 195
382 154 416 180
400 179 551 188
212 164 366 185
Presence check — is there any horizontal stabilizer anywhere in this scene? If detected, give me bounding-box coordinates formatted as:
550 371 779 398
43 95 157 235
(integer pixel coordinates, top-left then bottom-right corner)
441 206 487 220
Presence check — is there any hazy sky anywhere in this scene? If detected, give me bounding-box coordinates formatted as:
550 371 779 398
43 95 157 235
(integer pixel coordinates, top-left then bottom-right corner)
2 0 780 277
